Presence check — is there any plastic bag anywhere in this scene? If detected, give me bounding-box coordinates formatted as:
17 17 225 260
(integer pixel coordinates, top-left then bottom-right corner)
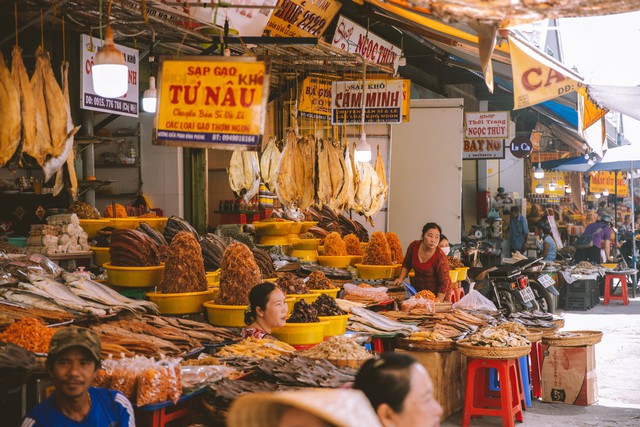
452 283 498 312
343 283 389 302
401 298 435 313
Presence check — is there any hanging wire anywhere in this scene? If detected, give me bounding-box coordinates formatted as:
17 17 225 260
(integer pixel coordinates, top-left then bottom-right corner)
62 15 65 62
40 9 44 48
99 0 102 42
14 2 18 45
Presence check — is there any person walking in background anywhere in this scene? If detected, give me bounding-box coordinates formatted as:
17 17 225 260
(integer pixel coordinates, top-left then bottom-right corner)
509 206 529 254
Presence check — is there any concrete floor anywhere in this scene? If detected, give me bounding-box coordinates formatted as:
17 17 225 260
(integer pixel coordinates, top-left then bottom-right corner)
442 296 640 426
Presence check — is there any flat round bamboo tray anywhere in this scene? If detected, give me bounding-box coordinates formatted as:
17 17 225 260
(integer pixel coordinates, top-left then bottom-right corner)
522 329 543 343
528 326 559 338
456 339 531 360
397 338 456 352
541 330 603 347
326 357 371 370
553 318 565 329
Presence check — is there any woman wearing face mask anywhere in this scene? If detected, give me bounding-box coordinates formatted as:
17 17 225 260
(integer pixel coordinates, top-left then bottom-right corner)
393 222 452 302
242 282 289 339
354 353 443 427
438 234 451 255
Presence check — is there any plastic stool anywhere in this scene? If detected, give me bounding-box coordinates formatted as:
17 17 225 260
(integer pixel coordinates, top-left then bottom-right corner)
530 341 543 398
462 358 524 427
487 356 531 408
604 273 629 305
450 287 465 303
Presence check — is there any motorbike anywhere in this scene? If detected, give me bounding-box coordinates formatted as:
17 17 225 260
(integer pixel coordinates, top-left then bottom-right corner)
521 259 560 313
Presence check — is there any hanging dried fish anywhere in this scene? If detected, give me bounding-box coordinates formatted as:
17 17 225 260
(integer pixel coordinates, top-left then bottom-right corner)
259 137 281 191
228 150 260 203
275 132 304 207
0 52 21 167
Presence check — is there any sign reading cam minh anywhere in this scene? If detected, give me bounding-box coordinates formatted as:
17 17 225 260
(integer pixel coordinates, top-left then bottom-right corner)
465 111 509 139
332 15 401 66
154 59 268 149
80 34 139 117
331 79 403 124
463 139 505 159
509 136 533 159
265 0 341 38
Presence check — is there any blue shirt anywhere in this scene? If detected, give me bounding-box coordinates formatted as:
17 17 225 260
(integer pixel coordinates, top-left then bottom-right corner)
542 235 557 261
509 214 529 252
582 221 612 248
21 387 135 427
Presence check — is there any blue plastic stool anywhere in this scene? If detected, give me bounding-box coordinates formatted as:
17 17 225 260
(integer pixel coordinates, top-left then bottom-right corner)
488 356 532 408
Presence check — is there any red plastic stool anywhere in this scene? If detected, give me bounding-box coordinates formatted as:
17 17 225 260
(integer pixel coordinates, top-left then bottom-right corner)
450 287 465 303
529 341 543 398
462 358 525 427
604 273 629 305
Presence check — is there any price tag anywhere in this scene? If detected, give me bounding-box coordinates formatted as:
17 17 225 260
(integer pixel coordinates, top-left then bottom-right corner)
538 274 556 288
519 287 536 303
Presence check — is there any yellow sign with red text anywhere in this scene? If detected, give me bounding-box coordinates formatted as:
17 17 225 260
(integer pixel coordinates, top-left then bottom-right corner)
265 0 341 38
532 171 565 195
590 172 628 196
155 59 267 148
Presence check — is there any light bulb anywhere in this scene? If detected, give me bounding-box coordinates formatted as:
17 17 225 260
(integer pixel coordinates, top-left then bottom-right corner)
584 153 590 160
548 181 556 191
603 189 609 196
142 76 157 113
595 193 601 199
535 183 544 194
581 189 586 196
92 25 128 98
588 158 595 165
565 186 572 194
533 163 544 179
354 132 372 163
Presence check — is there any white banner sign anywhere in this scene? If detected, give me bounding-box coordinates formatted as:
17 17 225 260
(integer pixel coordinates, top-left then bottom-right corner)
465 111 510 139
80 35 139 117
463 139 505 159
332 15 401 66
331 79 403 124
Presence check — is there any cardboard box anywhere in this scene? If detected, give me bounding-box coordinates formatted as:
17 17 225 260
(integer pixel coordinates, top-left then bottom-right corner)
541 344 598 405
396 349 465 419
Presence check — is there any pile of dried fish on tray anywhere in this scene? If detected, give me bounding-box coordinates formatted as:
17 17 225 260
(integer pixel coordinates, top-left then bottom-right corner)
508 311 564 330
381 309 496 340
347 307 419 336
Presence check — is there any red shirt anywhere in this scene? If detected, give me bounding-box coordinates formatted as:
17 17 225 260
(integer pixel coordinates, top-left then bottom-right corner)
402 241 452 296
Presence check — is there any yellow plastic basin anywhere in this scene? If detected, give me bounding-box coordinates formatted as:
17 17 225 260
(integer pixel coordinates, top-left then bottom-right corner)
290 238 321 250
355 264 402 280
289 222 303 234
79 219 111 238
318 245 324 255
206 270 221 286
253 221 293 236
456 267 469 281
204 302 248 327
291 249 318 262
109 218 141 230
317 255 352 268
449 270 459 282
271 321 329 345
138 217 168 231
259 235 293 246
146 290 214 315
91 247 110 267
287 293 320 305
300 221 318 233
318 314 350 337
601 263 618 269
103 262 164 288
349 255 364 266
309 288 339 298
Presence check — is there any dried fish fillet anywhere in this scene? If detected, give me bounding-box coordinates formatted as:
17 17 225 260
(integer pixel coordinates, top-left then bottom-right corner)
0 54 21 166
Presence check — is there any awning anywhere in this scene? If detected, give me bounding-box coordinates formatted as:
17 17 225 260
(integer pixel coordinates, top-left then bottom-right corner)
587 85 640 122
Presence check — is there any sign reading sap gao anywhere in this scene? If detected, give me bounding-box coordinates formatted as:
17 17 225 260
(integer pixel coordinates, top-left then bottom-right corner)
509 136 533 159
80 34 139 117
465 111 509 139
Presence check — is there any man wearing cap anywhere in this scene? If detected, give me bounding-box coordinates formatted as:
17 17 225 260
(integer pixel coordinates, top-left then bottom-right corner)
21 327 135 427
575 215 614 263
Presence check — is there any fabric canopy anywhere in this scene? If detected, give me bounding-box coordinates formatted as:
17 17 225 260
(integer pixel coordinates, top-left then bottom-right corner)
586 85 640 122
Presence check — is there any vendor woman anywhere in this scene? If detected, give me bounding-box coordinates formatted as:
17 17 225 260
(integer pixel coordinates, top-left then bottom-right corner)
242 282 288 339
393 222 451 302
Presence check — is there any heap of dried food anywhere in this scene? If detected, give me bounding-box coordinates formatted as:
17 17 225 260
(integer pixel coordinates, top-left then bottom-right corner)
0 302 74 326
496 322 529 335
200 234 228 271
0 241 24 254
363 231 392 265
306 270 335 290
344 233 363 256
324 232 347 256
468 328 530 348
287 300 319 323
276 272 309 295
308 206 341 235
164 216 198 244
337 214 369 242
138 223 167 247
299 336 371 361
406 331 450 342
0 341 37 390
109 229 162 267
414 290 438 302
251 247 276 279
215 242 261 305
298 263 352 280
69 201 100 219
385 232 403 264
299 232 315 239
216 337 295 359
448 256 465 269
159 231 207 293
311 294 346 316
0 318 56 353
104 203 127 218
508 311 560 329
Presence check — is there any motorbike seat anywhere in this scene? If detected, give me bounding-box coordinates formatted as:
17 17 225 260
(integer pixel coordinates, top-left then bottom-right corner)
487 265 521 279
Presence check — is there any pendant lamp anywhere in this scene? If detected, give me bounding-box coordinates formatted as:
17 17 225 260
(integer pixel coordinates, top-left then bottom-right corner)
548 181 556 192
535 183 544 194
354 132 372 163
142 76 157 113
92 25 128 98
534 163 544 179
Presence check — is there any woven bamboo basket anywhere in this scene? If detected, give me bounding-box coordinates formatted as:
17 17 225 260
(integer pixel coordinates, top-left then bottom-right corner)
522 329 543 343
528 326 559 338
396 338 456 352
542 330 603 347
326 357 372 370
456 339 531 360
553 318 565 329
387 289 407 304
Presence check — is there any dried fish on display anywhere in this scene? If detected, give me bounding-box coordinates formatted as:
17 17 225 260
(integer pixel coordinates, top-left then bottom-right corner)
200 233 228 271
0 52 21 167
298 136 316 210
109 229 162 267
363 231 392 265
228 150 260 203
259 137 281 191
215 242 261 305
353 160 385 226
275 132 304 207
344 234 363 256
164 216 198 244
160 231 208 294
374 144 388 200
8 46 34 171
468 328 530 348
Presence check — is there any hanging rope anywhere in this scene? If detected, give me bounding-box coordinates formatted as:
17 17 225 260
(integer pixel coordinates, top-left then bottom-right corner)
62 15 65 62
40 9 44 48
14 2 18 45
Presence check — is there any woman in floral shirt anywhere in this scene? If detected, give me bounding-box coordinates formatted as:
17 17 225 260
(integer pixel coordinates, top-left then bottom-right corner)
242 282 288 339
